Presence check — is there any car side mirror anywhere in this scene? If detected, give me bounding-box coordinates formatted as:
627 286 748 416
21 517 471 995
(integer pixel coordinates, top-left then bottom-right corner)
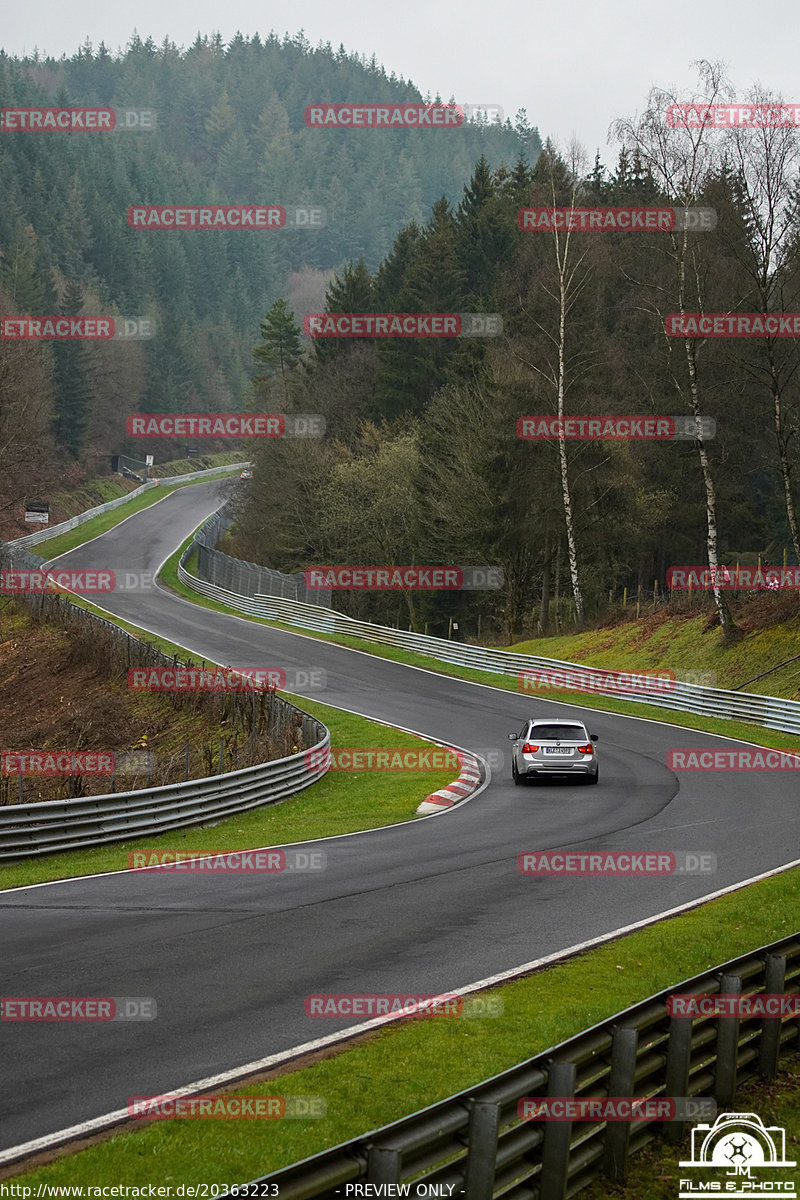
590 734 599 742
508 732 519 740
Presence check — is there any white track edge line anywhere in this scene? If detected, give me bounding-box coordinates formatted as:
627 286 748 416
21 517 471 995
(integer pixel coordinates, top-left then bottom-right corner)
2 852 799 1168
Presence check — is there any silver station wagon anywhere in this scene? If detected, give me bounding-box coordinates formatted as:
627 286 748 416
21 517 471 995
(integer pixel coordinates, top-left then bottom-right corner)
508 718 599 785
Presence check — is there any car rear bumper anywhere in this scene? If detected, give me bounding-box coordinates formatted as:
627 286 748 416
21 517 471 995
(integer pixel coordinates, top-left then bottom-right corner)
522 761 597 777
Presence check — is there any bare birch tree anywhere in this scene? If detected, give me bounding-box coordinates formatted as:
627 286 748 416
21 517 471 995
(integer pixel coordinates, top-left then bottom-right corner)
725 85 800 562
514 139 600 628
612 60 739 640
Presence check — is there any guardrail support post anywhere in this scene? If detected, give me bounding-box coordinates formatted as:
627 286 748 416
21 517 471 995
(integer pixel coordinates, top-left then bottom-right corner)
464 1099 499 1199
367 1146 401 1181
603 1026 638 1181
540 1061 575 1200
759 955 786 1077
663 1015 693 1145
715 974 742 1108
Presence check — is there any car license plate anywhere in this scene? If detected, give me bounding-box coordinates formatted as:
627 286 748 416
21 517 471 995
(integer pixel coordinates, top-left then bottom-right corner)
544 747 572 755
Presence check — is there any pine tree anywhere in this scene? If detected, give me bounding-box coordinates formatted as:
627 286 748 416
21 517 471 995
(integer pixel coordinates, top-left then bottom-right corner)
53 280 92 458
253 298 302 405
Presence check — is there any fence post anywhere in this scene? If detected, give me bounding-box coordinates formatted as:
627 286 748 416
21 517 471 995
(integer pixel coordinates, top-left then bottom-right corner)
603 1027 638 1182
663 1014 693 1144
759 955 786 1077
367 1146 401 1181
464 1100 500 1200
715 974 742 1108
540 1061 575 1199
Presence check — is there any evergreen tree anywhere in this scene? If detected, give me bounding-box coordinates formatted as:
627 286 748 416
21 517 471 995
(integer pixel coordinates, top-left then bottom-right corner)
53 280 92 458
253 298 302 405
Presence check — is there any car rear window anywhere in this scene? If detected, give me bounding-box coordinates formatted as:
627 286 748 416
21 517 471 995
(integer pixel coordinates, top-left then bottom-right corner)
529 725 586 740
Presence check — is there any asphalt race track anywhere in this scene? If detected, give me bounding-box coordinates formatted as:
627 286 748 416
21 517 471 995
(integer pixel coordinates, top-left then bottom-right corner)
1 480 797 1157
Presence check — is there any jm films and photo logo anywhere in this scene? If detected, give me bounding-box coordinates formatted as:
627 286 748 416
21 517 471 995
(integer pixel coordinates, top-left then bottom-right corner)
305 994 503 1018
1 107 155 131
518 207 716 232
668 103 800 128
518 667 676 695
303 313 503 337
517 416 716 441
679 1112 796 1199
304 103 503 128
127 848 326 872
668 749 800 772
126 414 325 438
127 667 327 693
667 313 800 337
127 205 326 229
304 748 463 772
1 317 154 340
1 997 155 1020
668 566 800 590
127 1094 325 1119
517 1097 716 1122
304 566 503 590
518 851 717 875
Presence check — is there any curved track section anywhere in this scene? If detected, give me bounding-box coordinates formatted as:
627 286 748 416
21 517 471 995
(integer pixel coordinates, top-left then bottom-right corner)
1 481 797 1156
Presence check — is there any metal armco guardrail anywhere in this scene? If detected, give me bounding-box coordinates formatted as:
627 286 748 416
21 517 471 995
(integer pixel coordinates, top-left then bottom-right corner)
226 933 800 1199
0 729 329 860
180 509 800 736
8 463 248 549
0 535 329 861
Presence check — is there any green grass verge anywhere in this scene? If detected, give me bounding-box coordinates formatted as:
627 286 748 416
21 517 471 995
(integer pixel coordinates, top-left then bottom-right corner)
0 686 456 890
9 865 800 1185
8 520 800 1186
581 1053 800 1196
509 610 800 699
160 543 800 754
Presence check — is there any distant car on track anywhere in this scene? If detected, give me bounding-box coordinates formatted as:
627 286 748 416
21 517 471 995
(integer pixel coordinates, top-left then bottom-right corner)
508 718 599 785
240 470 253 479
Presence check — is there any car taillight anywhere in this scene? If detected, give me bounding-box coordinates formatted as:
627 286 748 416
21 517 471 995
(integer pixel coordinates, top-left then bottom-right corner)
522 743 539 753
577 744 593 754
